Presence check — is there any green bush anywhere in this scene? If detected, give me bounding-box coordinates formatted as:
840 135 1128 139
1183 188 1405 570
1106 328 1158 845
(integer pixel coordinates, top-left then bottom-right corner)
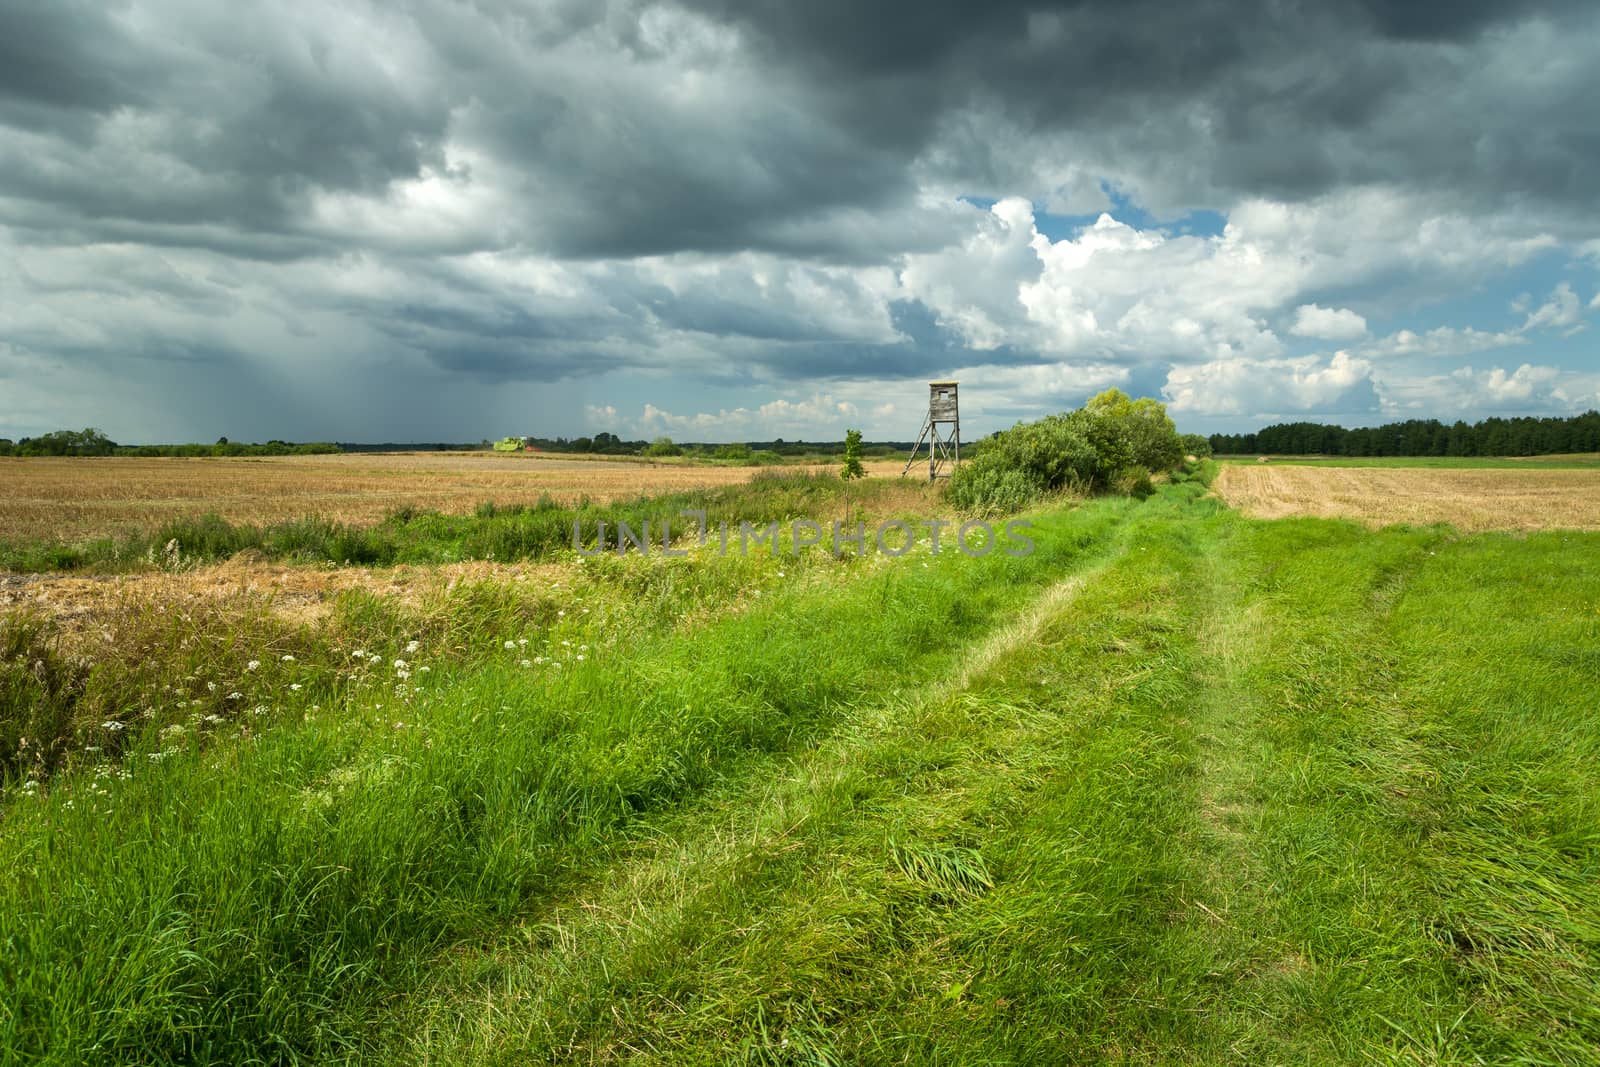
948 390 1183 513
947 457 1043 514
645 436 682 457
1081 389 1183 473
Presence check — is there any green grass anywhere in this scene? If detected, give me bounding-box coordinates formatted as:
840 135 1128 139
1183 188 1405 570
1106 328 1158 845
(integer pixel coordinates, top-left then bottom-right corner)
1218 453 1600 469
3 477 1599 1064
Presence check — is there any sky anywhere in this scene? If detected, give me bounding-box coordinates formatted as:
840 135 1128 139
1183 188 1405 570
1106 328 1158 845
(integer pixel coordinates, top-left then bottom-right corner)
2 0 1598 444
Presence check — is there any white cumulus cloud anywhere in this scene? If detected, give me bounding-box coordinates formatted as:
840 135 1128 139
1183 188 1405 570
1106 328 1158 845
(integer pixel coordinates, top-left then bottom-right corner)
1163 351 1378 417
1290 304 1368 340
1363 325 1526 359
1520 282 1585 333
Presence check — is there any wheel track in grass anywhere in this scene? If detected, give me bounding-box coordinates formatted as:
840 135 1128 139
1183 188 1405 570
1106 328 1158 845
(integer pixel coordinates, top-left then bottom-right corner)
1181 518 1477 1063
385 502 1600 1066
374 515 1144 1063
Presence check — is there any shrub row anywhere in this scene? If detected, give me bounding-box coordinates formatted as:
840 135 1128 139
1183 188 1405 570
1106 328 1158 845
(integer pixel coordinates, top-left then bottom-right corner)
949 390 1185 513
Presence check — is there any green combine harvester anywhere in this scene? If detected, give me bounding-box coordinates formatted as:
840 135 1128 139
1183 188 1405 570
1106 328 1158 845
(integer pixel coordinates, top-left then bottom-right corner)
492 436 528 452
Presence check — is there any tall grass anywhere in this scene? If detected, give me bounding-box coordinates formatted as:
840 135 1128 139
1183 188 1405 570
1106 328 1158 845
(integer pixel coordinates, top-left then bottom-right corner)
0 471 909 573
0 493 1134 1064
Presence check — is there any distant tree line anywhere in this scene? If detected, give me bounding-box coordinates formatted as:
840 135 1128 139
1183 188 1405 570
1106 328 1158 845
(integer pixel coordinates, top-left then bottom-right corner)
0 429 341 457
1209 411 1600 457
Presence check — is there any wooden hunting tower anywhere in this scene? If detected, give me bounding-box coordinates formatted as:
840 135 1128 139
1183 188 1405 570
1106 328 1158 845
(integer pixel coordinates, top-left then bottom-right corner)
901 380 961 481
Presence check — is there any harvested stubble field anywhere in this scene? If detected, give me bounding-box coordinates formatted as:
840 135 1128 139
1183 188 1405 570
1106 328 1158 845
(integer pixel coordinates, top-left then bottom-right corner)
1214 463 1600 531
0 453 906 544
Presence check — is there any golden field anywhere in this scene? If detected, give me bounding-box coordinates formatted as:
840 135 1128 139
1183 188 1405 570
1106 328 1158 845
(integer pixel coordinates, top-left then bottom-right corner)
0 452 906 544
1213 464 1600 531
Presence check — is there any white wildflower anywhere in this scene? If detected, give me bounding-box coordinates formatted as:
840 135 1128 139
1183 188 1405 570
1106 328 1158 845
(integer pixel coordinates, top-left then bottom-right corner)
405 640 420 654
246 660 261 671
281 654 296 663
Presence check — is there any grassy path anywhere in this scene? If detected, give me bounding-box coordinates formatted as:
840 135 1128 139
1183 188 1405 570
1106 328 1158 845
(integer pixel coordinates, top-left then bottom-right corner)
380 490 1215 1062
386 493 1600 1065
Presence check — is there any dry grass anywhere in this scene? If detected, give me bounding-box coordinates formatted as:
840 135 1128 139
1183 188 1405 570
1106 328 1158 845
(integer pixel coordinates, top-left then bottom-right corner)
0 453 906 544
0 557 576 643
1214 464 1600 531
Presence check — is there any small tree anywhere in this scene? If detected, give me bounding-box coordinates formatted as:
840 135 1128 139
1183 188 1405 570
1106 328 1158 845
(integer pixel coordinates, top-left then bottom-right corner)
840 428 865 480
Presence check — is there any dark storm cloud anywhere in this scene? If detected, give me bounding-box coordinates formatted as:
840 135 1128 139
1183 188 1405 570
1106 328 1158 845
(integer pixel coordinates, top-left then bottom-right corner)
674 0 1600 220
0 0 453 251
0 2 154 116
4 0 1596 264
376 301 641 383
735 300 1044 383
